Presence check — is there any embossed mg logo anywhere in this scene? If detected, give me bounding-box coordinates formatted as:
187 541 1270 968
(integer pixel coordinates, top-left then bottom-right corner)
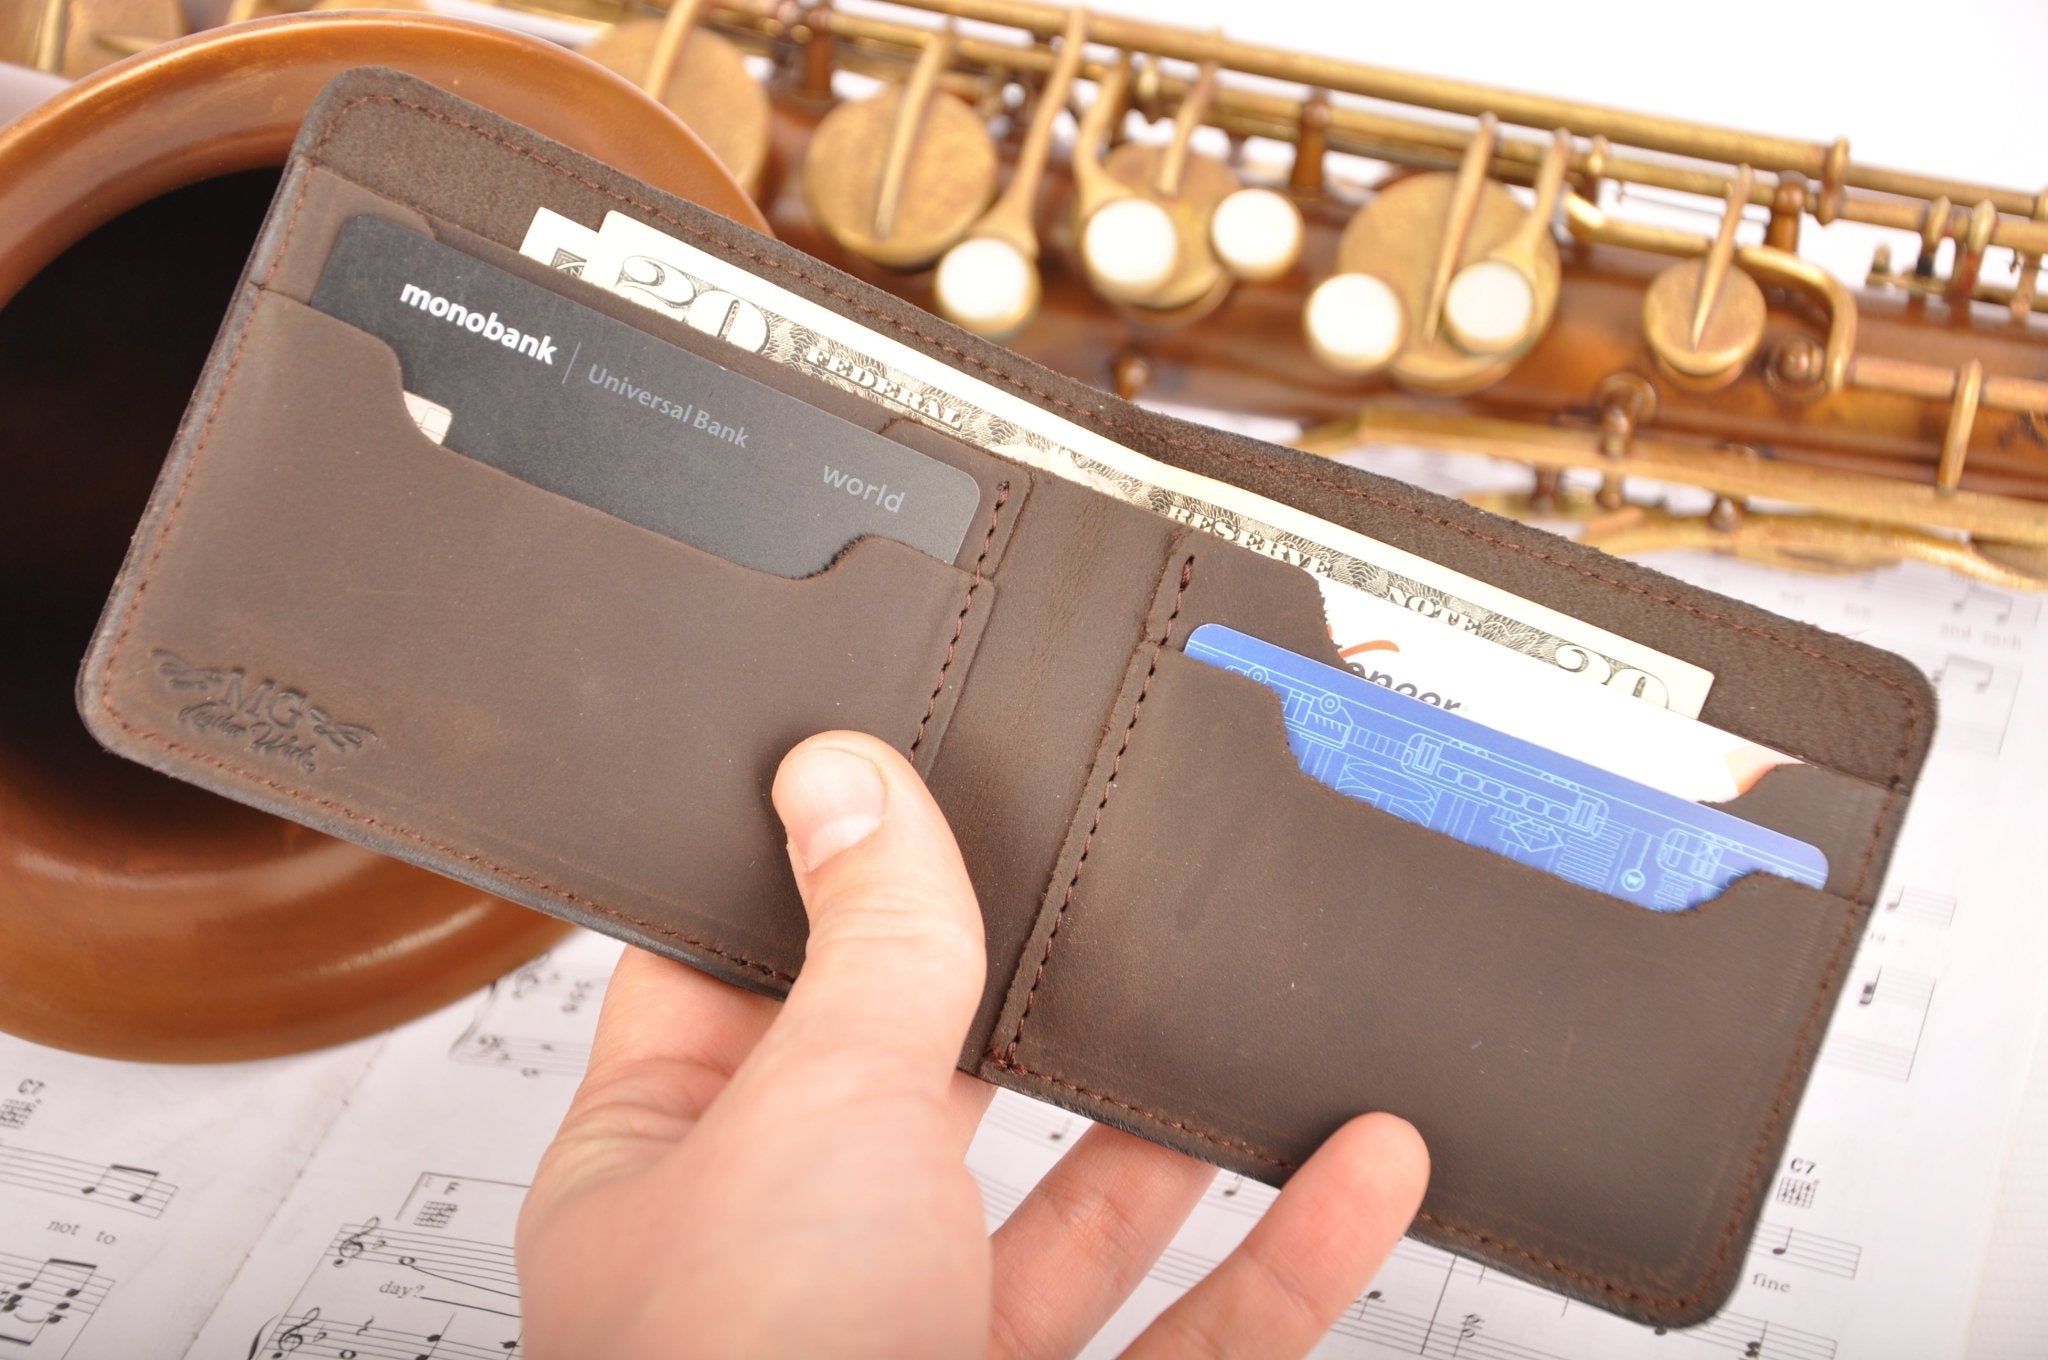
151 650 376 775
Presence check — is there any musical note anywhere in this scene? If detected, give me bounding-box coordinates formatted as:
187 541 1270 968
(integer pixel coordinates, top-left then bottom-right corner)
252 1309 511 1360
1749 1221 1862 1280
315 1220 520 1300
0 1255 107 1349
1690 1305 1837 1359
1932 653 1996 693
0 1141 178 1218
1951 583 2015 623
1883 884 1959 929
80 1163 161 1206
1827 968 1937 1081
449 957 607 1079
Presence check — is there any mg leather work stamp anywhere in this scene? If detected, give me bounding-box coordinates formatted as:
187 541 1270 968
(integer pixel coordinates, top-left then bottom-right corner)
151 649 376 774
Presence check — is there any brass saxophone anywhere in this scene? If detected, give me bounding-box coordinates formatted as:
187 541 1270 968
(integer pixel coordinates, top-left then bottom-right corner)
0 0 2039 1063
570 0 2048 588
18 0 2048 583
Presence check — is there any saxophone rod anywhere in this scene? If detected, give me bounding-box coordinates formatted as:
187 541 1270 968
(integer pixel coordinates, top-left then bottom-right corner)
746 5 2048 256
882 0 2043 218
1305 406 2048 548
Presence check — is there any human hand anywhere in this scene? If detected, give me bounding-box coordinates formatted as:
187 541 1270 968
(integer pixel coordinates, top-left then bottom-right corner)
516 731 1428 1359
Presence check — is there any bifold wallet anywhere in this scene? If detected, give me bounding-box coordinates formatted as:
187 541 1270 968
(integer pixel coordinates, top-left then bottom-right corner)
78 69 1936 1325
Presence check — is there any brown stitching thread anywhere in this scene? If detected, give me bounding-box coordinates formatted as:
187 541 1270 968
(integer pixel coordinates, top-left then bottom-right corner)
103 91 1921 1312
95 161 798 990
986 1055 1292 1168
911 483 1009 754
998 557 1195 1067
302 94 1920 776
115 728 797 984
1417 880 1867 1310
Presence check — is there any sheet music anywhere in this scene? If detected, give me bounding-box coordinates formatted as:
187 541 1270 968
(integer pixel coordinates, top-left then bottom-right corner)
182 931 626 1359
0 1032 375 1357
11 514 2046 1357
3 486 2041 1360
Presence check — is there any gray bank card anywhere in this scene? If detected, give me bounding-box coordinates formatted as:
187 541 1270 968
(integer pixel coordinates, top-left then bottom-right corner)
309 214 981 576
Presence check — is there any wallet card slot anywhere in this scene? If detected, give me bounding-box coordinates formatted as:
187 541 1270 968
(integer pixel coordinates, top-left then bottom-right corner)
81 287 997 991
284 71 1936 793
253 167 1026 577
1705 760 1904 901
981 640 1867 1326
942 505 1339 1060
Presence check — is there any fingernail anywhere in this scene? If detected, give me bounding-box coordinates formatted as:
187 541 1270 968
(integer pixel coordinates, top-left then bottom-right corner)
778 745 886 872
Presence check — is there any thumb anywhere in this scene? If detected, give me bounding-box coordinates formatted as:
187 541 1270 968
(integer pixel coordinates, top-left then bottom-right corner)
738 731 987 1103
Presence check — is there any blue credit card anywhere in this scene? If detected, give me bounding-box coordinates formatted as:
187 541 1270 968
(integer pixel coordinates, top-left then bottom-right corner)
1184 625 1827 910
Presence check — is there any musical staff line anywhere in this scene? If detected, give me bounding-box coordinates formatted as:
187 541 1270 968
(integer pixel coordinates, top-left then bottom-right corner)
326 1221 520 1300
446 957 609 1080
1824 967 1937 1083
0 1252 110 1353
253 1308 519 1360
1883 884 1959 930
1748 1221 1861 1280
1684 1308 1838 1360
978 1095 1084 1148
444 1034 589 1080
0 1143 174 1219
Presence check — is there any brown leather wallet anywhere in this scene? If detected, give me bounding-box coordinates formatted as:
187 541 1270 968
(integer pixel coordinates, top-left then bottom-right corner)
78 69 1936 1327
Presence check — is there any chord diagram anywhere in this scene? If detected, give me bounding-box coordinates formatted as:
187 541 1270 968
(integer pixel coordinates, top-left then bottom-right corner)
1824 967 1937 1082
0 1143 175 1218
396 1175 528 1241
258 1171 538 1360
1773 1175 1819 1210
0 1253 109 1352
0 1102 33 1132
1748 1221 1860 1280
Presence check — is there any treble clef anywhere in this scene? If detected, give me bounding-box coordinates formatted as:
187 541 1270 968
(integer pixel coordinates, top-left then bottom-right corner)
261 1307 323 1358
334 1218 383 1267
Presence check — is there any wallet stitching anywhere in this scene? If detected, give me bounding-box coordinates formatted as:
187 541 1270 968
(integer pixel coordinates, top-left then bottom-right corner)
996 555 1196 1068
911 484 1010 755
91 308 804 988
299 97 1921 769
122 90 1912 1314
